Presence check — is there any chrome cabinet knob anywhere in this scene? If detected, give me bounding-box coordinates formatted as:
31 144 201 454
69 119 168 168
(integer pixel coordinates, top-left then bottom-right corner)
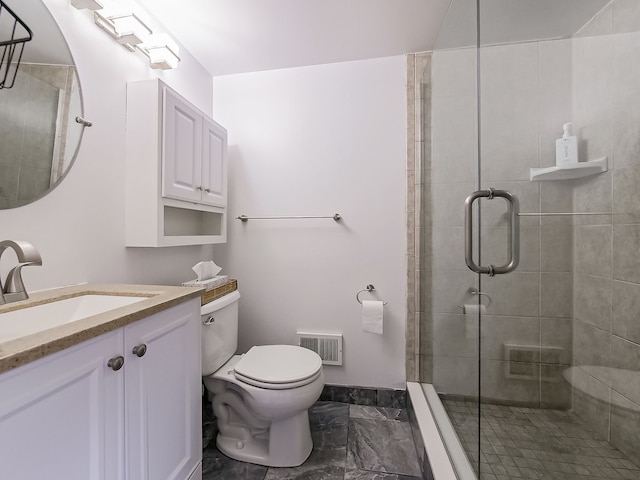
204 188 210 193
132 344 147 358
107 355 124 371
196 185 203 191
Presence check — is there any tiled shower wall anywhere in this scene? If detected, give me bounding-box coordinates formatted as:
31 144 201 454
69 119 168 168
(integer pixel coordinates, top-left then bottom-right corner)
570 0 640 467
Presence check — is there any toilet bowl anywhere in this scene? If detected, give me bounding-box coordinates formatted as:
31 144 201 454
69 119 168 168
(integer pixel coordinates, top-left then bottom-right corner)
201 290 324 467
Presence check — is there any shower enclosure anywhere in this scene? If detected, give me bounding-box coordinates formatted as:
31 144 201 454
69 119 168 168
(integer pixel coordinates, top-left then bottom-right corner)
411 0 640 478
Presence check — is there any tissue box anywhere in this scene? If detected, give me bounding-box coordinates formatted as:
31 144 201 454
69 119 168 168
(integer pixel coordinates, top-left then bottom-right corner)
182 275 228 291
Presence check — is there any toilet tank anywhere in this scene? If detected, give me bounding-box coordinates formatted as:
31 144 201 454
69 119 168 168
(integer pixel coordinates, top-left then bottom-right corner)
201 290 240 376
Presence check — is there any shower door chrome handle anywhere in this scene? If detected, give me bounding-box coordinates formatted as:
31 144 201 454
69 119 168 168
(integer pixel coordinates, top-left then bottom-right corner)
464 188 520 276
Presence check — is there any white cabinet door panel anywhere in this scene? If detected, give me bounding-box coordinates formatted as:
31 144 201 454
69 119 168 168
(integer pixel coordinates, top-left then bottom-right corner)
201 116 227 207
163 88 203 203
0 331 124 480
124 301 201 480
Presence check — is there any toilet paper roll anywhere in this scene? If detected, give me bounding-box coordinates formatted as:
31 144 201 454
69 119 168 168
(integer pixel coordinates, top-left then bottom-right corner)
362 300 384 335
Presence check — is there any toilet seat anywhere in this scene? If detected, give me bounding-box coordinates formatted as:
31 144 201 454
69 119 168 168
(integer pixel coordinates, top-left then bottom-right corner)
233 345 322 390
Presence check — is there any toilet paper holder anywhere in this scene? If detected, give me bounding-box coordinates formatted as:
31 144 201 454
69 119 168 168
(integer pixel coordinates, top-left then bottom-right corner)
458 287 491 310
356 284 388 305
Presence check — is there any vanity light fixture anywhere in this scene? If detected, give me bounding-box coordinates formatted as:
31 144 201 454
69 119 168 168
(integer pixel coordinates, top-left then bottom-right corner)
70 0 105 10
70 0 180 70
93 10 152 49
140 33 180 69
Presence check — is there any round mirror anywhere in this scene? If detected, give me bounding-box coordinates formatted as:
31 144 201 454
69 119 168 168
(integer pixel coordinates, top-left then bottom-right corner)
0 0 84 209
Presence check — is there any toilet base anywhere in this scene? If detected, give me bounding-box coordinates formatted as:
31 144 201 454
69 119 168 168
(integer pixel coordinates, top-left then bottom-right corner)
216 410 313 467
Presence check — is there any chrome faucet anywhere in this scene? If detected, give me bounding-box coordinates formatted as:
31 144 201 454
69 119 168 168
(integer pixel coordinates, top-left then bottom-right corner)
0 240 42 305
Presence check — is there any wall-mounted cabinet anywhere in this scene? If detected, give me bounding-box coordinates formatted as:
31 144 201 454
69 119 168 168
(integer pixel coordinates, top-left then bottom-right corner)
126 79 227 247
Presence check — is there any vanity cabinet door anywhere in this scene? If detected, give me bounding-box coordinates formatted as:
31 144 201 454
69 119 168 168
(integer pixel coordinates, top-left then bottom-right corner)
124 299 202 480
163 88 204 204
0 330 125 480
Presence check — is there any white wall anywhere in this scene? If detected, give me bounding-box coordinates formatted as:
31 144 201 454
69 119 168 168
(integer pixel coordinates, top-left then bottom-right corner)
212 57 407 389
0 0 216 290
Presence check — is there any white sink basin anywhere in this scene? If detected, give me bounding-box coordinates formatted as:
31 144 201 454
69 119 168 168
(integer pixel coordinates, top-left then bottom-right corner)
0 294 146 343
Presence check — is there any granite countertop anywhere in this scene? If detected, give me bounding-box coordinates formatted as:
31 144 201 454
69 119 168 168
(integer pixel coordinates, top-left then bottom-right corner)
0 284 205 375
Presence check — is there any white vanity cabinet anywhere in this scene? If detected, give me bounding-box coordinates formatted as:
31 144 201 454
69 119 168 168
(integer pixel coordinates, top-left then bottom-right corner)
0 299 202 480
126 79 227 247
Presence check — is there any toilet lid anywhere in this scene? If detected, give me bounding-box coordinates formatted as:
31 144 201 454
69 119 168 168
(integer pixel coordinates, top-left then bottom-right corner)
233 345 322 386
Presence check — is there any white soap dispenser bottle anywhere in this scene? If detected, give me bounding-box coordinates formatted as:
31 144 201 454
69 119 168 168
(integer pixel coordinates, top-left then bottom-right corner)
555 122 578 166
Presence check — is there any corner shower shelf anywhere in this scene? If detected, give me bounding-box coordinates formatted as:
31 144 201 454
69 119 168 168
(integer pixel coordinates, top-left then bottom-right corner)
529 157 607 181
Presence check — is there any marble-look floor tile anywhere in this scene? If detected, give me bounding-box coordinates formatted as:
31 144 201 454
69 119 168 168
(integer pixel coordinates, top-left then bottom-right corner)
344 469 422 479
321 386 378 406
202 399 422 480
264 447 346 480
202 398 217 449
347 418 422 477
377 389 407 409
202 442 268 480
310 402 349 447
349 405 409 423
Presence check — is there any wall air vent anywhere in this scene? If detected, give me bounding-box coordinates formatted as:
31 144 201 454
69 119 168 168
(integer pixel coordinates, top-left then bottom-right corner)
297 332 343 366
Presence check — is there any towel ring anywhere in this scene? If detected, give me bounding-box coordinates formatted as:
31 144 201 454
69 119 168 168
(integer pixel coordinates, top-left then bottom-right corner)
356 284 388 305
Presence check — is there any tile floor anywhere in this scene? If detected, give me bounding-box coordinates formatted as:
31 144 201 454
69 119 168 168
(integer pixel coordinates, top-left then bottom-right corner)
202 399 423 479
442 397 640 480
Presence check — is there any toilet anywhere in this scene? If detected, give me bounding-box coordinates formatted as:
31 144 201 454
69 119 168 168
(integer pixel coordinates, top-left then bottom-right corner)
201 290 324 467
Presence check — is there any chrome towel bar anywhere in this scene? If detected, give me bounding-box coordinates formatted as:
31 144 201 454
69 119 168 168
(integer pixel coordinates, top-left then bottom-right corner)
518 212 613 216
236 213 341 222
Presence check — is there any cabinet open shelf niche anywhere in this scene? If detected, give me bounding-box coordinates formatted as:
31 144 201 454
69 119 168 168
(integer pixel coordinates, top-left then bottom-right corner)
529 157 607 181
164 206 223 237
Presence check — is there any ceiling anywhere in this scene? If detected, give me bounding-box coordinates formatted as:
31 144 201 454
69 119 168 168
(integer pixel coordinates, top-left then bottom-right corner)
135 0 610 77
435 0 610 50
135 0 453 77
14 0 611 76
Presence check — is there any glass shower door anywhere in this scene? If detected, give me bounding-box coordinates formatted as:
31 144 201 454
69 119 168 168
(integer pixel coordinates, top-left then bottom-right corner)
470 1 640 479
469 3 578 477
429 2 640 479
